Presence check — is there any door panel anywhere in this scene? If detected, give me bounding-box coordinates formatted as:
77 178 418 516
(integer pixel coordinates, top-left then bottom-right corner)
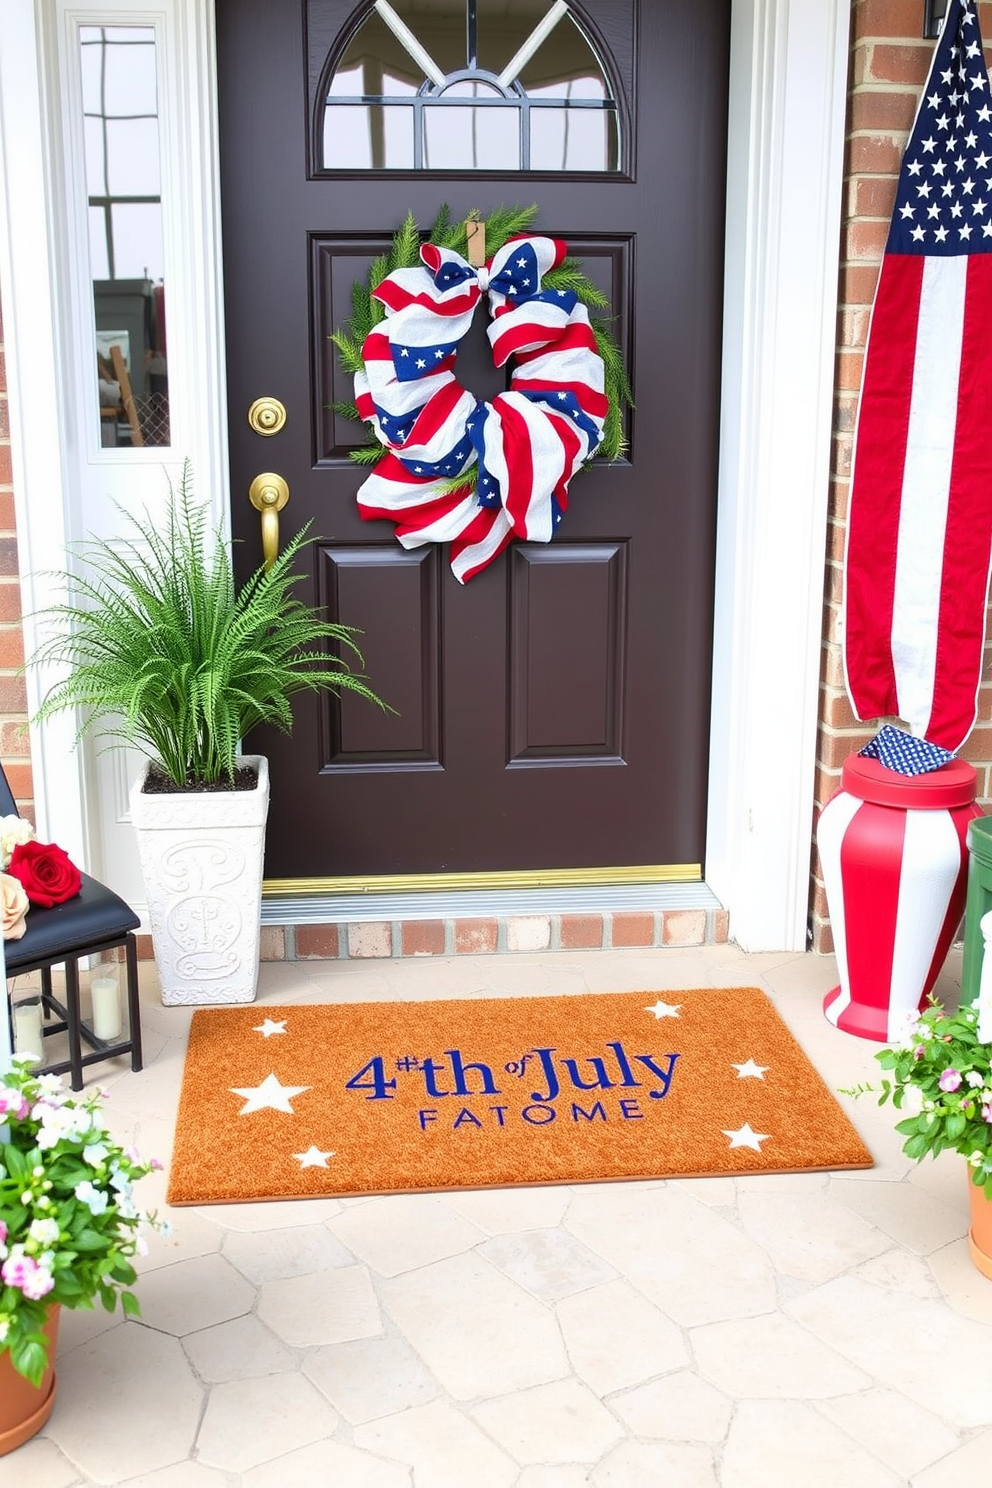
508 543 628 764
216 0 729 882
321 545 442 769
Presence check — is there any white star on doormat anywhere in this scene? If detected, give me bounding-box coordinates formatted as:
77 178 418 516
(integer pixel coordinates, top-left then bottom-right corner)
293 1145 335 1169
230 1073 310 1115
722 1123 770 1152
253 1018 288 1038
732 1060 769 1080
645 1000 681 1019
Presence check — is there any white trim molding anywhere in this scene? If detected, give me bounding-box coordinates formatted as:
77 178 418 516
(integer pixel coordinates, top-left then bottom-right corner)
0 0 851 952
706 0 851 951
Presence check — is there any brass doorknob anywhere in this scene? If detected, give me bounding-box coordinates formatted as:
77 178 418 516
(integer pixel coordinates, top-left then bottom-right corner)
248 473 290 570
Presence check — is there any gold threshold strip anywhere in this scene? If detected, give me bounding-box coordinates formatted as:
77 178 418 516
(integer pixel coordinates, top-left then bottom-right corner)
263 864 703 897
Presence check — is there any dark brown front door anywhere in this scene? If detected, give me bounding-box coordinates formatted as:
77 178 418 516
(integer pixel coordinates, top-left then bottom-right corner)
216 0 729 883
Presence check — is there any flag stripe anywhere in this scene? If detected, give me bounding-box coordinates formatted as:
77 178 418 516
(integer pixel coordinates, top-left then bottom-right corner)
843 255 923 724
891 255 967 735
929 256 992 747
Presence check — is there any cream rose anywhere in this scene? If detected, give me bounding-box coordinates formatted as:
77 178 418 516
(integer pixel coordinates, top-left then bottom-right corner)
0 814 35 870
1 870 29 939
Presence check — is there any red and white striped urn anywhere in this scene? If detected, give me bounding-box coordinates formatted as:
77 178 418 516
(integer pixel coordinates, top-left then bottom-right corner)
819 754 979 1042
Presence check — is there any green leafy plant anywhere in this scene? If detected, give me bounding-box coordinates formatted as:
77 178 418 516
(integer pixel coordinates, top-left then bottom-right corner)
29 462 386 788
0 1058 165 1385
843 997 992 1196
330 203 633 474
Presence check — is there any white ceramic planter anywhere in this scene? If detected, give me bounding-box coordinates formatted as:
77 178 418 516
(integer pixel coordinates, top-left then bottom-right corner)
129 755 270 1005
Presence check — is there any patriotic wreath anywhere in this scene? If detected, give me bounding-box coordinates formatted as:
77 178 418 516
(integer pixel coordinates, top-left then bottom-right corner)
332 205 631 583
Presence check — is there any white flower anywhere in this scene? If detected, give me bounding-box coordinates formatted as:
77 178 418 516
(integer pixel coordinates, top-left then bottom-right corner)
34 1101 85 1149
27 1218 59 1247
74 1180 109 1215
0 813 34 868
970 1151 985 1167
901 1084 924 1116
83 1142 108 1168
109 1165 131 1194
966 1071 985 1088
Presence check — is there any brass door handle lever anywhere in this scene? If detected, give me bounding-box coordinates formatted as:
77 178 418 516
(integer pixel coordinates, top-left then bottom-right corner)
249 473 290 570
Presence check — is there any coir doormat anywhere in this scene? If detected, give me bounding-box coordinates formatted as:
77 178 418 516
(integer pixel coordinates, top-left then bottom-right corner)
166 987 872 1204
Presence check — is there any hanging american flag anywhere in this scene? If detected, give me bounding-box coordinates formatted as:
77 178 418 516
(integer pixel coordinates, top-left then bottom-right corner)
843 0 992 751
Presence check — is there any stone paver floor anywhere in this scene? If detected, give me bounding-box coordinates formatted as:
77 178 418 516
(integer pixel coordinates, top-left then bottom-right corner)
4 944 991 1488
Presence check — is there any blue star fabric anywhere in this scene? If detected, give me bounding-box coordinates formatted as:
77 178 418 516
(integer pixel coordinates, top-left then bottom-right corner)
858 724 956 775
887 0 992 258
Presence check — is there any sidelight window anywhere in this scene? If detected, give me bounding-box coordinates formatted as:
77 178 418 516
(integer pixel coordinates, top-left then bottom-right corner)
80 25 170 448
320 0 620 172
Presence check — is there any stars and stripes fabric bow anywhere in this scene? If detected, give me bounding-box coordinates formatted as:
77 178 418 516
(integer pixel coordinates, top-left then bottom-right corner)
353 234 608 583
843 0 992 751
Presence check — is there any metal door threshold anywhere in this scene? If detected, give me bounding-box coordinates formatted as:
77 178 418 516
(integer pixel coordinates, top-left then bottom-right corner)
261 880 723 926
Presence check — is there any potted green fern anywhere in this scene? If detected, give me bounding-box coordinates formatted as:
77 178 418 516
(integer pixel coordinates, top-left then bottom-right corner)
29 462 385 1004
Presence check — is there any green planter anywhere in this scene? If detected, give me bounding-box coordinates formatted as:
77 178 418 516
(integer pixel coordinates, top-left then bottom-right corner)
961 815 992 1009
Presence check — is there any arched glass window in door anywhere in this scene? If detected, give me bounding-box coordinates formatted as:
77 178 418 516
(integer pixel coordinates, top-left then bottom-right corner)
320 0 620 171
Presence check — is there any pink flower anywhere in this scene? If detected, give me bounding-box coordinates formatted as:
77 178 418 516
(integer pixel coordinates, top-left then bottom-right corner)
939 1068 963 1093
983 1103 992 1123
0 1220 7 1244
20 1264 54 1301
0 1089 28 1119
913 1044 926 1060
1 1251 35 1290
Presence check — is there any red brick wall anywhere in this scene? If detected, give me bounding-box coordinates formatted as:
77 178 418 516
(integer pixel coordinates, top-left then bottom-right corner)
0 294 33 820
812 0 992 952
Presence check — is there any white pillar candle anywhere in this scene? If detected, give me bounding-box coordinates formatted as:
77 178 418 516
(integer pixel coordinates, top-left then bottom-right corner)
12 999 43 1062
90 974 121 1041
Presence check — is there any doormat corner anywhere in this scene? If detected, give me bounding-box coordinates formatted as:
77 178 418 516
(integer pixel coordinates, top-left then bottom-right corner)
167 986 872 1205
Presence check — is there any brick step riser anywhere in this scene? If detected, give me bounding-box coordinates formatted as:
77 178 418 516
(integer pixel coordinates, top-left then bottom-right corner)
122 908 730 963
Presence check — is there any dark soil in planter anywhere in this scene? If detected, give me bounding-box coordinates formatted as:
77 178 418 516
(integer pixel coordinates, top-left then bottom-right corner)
142 763 260 794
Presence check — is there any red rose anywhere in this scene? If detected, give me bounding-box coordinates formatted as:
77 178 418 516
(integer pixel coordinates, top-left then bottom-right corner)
8 840 82 908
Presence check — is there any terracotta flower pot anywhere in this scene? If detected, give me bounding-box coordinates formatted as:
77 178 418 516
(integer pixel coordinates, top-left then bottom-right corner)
0 1306 61 1456
967 1176 992 1281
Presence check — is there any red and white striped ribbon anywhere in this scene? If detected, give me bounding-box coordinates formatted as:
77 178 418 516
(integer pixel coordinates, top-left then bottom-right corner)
353 236 608 583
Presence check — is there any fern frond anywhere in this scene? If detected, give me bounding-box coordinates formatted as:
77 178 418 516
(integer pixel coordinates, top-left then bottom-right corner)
427 471 478 499
386 210 421 275
545 262 611 309
479 203 538 255
28 460 389 786
329 329 364 375
366 253 389 299
330 400 362 423
428 203 456 247
588 321 632 462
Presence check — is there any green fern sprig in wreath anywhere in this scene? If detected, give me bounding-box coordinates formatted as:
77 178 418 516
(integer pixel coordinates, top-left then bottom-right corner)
330 204 632 477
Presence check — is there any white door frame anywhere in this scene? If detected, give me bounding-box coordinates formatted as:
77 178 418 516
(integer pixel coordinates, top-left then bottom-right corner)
0 0 851 952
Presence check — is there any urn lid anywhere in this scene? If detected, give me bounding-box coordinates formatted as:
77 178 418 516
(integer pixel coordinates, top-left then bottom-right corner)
841 753 977 809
